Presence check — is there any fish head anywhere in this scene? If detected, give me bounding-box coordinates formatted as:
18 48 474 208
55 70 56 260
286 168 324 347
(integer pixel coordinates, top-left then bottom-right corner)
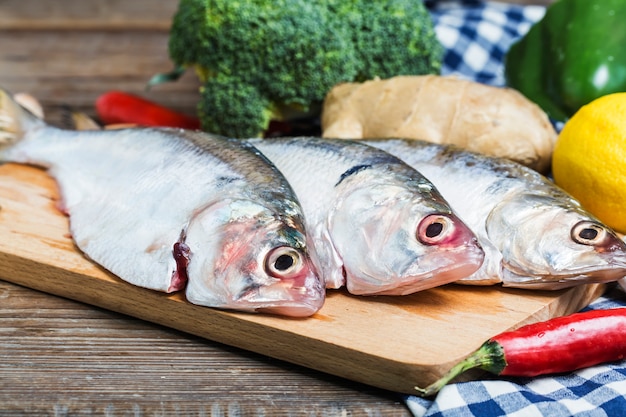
487 194 626 289
183 198 325 317
329 182 484 295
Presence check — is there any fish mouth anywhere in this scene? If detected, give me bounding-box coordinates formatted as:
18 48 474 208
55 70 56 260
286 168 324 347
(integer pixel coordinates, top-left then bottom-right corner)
500 235 626 290
231 291 325 317
248 286 325 317
235 269 326 317
501 266 626 290
256 301 323 318
348 246 485 296
366 263 482 296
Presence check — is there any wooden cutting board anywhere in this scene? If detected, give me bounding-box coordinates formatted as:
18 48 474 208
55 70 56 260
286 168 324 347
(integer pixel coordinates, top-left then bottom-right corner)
0 162 604 395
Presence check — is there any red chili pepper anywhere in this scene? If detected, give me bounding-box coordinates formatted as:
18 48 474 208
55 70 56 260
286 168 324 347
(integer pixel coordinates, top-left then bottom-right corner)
416 308 626 397
95 91 201 130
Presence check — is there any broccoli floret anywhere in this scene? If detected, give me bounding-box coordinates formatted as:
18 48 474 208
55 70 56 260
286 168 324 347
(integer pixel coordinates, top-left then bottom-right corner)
349 1 444 80
198 73 274 138
165 0 443 138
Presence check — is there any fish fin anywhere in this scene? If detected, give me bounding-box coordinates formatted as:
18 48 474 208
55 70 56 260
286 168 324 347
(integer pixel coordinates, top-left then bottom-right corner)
0 88 44 149
60 175 187 293
70 207 181 293
13 93 44 119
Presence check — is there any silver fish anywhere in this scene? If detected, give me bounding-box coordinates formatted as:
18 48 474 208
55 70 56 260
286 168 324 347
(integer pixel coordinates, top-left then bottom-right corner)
247 137 485 296
0 89 325 317
365 138 626 290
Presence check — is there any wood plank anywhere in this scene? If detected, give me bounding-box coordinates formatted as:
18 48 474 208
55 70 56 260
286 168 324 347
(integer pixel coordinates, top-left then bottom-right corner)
0 30 201 129
0 0 193 128
0 0 555 32
0 0 178 30
0 163 605 395
0 0 556 30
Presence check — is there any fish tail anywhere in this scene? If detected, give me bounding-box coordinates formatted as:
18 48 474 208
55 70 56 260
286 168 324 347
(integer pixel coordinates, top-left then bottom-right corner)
0 88 45 151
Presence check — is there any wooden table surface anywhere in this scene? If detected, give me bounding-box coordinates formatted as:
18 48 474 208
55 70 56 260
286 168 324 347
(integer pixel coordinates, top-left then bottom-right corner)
0 1 554 415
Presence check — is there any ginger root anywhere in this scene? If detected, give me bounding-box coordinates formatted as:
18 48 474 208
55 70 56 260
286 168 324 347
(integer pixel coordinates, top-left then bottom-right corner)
321 75 557 173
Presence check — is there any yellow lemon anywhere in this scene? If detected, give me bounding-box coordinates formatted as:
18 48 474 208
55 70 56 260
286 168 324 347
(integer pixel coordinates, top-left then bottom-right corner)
552 93 626 234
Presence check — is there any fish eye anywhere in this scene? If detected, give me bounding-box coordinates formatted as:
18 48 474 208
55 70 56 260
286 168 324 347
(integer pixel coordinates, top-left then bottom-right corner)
265 246 304 277
571 221 607 246
417 214 454 245
426 222 444 238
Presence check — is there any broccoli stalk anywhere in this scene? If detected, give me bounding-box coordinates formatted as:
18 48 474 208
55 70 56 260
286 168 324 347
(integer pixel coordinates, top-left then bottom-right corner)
161 0 443 138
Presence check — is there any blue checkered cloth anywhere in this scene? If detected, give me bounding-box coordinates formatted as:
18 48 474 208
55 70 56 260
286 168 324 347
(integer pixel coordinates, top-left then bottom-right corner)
428 0 546 86
401 2 626 415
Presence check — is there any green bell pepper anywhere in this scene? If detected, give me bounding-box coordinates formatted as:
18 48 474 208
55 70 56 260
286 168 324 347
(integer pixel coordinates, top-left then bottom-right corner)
505 0 626 122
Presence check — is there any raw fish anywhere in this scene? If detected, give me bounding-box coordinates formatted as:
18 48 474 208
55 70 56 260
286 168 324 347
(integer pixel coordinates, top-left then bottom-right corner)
0 89 325 317
249 137 485 295
366 138 626 289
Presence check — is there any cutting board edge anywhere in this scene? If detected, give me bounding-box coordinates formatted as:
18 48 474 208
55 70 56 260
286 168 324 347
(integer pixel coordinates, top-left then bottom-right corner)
0 248 606 394
0 250 452 393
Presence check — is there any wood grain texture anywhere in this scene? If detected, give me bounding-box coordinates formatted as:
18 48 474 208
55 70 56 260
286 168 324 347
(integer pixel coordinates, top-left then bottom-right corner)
0 0 200 130
0 0 179 30
0 0 565 413
0 280 412 416
0 163 605 397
